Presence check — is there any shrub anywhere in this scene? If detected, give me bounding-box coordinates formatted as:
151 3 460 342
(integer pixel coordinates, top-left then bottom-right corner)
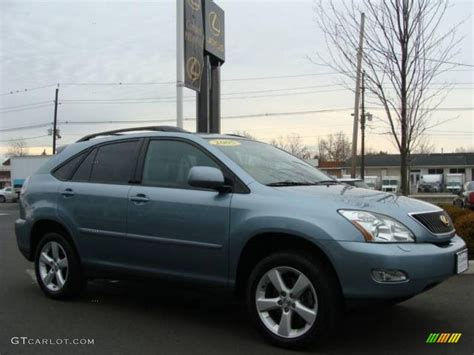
455 213 474 258
438 204 472 223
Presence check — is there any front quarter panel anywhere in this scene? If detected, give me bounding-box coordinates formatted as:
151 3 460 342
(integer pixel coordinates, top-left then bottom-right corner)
228 187 363 281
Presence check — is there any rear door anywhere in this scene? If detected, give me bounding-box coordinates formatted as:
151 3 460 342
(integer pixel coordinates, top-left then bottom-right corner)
126 139 232 285
56 139 141 268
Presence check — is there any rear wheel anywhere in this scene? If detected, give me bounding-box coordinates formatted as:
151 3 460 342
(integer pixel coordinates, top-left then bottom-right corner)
246 251 343 349
34 232 86 299
0 195 5 203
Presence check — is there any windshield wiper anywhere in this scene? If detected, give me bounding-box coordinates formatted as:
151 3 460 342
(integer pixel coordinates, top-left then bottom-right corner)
266 181 319 187
315 180 341 185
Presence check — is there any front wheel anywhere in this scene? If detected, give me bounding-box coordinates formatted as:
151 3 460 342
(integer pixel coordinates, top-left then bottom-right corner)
34 232 86 299
246 252 343 349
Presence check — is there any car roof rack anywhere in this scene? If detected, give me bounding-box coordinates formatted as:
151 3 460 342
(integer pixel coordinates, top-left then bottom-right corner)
76 126 190 142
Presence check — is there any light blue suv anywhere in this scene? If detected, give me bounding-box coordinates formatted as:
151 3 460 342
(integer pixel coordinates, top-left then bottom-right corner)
16 126 468 348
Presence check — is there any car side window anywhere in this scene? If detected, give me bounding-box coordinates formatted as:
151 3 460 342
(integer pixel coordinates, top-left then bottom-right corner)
142 140 220 188
89 141 140 184
71 148 97 182
53 151 87 181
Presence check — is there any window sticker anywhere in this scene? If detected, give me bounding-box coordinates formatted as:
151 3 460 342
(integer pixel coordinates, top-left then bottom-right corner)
208 139 241 146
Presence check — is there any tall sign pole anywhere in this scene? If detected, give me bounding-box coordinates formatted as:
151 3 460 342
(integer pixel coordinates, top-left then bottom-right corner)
350 12 365 178
52 86 59 155
176 0 185 128
204 0 225 133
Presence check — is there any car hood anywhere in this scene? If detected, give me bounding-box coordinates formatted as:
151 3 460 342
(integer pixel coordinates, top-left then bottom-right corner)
271 184 449 242
275 184 438 213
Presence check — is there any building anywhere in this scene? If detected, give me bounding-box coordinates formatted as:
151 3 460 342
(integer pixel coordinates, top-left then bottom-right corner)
0 164 10 189
318 161 344 178
342 152 474 191
2 155 51 189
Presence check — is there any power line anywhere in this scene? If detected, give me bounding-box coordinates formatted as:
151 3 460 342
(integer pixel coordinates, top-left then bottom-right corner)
0 84 57 96
0 123 52 132
0 103 55 114
0 135 49 142
0 101 53 110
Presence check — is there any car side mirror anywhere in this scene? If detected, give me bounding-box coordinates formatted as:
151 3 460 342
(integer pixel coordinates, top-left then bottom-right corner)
188 166 229 192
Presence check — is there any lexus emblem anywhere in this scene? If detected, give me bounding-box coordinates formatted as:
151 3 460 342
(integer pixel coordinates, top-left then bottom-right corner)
440 215 450 227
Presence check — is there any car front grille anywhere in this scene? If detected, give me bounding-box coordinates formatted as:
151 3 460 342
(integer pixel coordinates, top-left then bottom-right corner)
411 211 454 235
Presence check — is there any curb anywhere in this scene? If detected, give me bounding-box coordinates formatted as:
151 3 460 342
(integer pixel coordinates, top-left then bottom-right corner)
462 261 474 275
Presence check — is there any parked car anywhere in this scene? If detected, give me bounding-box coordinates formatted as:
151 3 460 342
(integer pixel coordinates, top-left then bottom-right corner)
0 187 16 202
453 181 474 209
418 174 443 193
337 178 370 189
16 127 468 349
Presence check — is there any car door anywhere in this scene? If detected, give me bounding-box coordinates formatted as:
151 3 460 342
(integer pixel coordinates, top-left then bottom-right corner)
55 139 141 268
126 139 232 285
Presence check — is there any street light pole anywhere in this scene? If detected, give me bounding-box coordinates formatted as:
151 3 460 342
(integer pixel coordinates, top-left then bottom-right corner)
350 12 365 178
360 71 365 179
52 86 59 155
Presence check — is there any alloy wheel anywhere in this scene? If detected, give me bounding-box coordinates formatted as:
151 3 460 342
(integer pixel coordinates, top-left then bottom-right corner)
38 241 69 291
255 266 318 338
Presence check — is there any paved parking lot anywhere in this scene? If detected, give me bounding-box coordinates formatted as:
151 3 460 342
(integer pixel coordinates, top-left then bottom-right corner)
0 203 472 355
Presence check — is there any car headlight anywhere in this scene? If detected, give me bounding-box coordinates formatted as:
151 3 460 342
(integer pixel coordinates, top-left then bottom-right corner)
339 210 415 242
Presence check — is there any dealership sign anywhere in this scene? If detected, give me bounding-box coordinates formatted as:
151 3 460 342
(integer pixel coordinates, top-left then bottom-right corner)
204 0 225 62
184 0 225 92
184 0 205 91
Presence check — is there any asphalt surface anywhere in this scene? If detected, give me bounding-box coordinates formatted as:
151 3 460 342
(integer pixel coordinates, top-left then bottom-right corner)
0 203 473 355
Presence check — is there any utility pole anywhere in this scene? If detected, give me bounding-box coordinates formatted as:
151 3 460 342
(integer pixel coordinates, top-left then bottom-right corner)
360 71 365 179
176 0 184 129
52 86 59 155
350 12 365 178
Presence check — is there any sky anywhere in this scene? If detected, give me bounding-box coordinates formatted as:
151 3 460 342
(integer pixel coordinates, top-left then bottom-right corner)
0 0 473 159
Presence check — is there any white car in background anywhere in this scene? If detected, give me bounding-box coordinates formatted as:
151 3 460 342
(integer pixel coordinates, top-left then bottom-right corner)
0 187 16 203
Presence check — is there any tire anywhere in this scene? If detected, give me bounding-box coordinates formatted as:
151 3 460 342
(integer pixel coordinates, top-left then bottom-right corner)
34 232 86 300
0 196 5 203
246 251 343 349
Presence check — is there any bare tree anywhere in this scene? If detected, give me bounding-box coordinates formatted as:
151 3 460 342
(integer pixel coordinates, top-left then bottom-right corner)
454 146 474 153
231 131 256 140
270 134 311 159
412 137 435 154
365 147 389 155
314 0 462 194
317 132 352 162
6 138 29 157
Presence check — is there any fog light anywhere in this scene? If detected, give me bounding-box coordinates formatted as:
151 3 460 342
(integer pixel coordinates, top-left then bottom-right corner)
371 269 408 283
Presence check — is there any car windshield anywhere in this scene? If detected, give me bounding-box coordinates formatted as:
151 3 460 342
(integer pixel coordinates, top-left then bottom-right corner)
354 181 369 189
207 138 331 185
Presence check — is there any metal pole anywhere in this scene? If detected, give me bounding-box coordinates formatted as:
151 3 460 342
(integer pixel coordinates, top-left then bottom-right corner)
196 56 210 133
52 87 59 155
350 12 365 178
360 71 365 180
209 62 221 133
176 0 184 128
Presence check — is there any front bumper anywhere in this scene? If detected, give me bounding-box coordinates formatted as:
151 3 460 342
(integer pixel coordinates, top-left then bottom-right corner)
322 236 467 299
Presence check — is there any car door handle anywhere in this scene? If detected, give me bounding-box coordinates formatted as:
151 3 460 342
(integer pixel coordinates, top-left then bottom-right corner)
61 188 75 197
130 194 149 203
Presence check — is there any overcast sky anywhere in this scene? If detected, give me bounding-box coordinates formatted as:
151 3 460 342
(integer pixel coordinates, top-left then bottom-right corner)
0 0 473 159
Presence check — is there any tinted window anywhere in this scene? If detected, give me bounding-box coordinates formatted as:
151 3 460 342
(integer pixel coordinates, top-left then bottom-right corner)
142 140 220 188
71 149 97 182
89 141 139 184
53 152 87 180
